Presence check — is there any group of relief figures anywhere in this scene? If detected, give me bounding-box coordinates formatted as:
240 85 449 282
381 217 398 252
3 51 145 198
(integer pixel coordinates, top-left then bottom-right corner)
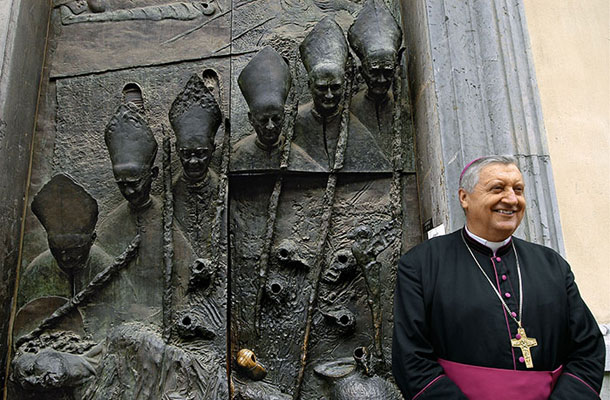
10 1 410 399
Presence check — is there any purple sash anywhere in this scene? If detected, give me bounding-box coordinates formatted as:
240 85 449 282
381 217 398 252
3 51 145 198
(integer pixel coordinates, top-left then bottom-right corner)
439 358 563 400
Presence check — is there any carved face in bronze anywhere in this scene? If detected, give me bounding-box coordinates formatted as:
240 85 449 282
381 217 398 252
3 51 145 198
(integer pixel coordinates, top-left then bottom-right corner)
113 165 158 208
48 233 96 273
248 104 285 146
309 64 345 117
170 75 221 182
177 142 214 182
361 51 396 99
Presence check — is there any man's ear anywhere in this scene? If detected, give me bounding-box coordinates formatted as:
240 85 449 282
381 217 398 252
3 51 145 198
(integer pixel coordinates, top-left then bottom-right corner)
458 188 469 211
91 231 97 243
247 111 254 126
151 166 160 180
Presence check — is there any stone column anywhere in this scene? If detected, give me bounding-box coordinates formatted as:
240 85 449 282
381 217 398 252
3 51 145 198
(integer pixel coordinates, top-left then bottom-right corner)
0 0 51 388
400 0 564 252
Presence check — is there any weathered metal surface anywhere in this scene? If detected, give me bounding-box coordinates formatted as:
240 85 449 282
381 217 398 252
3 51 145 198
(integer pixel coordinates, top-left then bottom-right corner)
6 1 419 398
50 0 232 78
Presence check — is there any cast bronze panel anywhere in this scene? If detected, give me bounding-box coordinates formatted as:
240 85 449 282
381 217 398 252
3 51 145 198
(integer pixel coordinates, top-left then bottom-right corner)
7 0 419 398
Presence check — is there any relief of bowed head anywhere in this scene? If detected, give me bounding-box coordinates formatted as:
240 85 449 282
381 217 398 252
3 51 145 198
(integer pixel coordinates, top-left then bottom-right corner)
30 173 100 277
12 347 100 392
105 103 159 210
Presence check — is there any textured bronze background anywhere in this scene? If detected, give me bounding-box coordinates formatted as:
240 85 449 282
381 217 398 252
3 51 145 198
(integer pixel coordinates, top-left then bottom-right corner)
7 1 419 399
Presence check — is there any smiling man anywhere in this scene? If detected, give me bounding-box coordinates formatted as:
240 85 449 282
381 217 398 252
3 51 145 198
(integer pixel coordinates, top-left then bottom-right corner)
392 155 605 399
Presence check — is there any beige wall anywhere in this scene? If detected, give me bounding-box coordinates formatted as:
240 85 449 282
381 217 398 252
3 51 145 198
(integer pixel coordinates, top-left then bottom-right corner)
523 0 609 323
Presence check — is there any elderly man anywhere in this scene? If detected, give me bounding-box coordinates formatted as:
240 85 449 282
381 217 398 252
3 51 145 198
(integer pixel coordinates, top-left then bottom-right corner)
392 155 604 399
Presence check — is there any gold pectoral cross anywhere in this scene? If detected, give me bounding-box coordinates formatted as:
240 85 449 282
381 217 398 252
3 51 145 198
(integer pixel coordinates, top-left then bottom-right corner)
511 326 538 368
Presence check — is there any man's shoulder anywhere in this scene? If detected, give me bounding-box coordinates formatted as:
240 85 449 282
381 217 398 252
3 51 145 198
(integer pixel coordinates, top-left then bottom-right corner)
512 236 568 267
400 230 462 264
89 244 114 264
232 134 257 155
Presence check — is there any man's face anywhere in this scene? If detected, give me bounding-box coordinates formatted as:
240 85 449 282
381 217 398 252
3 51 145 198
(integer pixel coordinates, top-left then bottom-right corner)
177 143 213 182
48 233 95 273
113 166 157 208
309 65 345 117
248 103 285 146
459 163 526 241
361 53 396 99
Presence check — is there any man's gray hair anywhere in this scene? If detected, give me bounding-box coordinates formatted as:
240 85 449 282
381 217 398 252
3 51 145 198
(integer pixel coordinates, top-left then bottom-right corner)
459 155 519 193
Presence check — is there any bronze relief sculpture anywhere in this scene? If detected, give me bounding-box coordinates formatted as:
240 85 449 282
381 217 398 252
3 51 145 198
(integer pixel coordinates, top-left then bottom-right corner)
232 46 291 172
18 174 108 309
290 16 390 173
12 174 127 398
9 1 414 398
348 0 404 162
232 46 324 173
170 74 222 256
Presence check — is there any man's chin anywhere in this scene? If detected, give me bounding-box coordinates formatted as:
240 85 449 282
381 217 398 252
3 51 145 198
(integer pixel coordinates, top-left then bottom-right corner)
492 222 520 239
184 170 206 181
58 262 81 272
370 86 390 96
316 103 340 115
126 196 151 208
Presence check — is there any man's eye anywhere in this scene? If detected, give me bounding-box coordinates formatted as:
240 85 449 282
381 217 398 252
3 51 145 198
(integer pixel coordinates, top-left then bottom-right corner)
331 84 341 91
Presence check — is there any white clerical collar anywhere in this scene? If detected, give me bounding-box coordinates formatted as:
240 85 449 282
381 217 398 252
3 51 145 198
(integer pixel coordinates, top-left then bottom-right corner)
465 226 511 254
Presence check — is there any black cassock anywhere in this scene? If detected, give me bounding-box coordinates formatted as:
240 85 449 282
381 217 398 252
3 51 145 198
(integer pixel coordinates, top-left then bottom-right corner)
392 228 605 399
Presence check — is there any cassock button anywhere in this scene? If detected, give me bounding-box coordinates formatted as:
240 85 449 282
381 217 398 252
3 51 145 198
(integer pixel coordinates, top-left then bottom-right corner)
519 356 525 364
502 275 507 281
504 292 511 298
496 257 501 262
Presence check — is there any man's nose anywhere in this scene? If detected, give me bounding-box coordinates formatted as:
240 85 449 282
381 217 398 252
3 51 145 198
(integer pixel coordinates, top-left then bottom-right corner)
377 74 387 83
325 88 334 99
188 157 199 165
265 118 275 130
503 189 519 204
124 186 135 195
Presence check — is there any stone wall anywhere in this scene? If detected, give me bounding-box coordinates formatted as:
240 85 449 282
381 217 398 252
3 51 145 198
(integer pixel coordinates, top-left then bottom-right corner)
0 0 52 389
